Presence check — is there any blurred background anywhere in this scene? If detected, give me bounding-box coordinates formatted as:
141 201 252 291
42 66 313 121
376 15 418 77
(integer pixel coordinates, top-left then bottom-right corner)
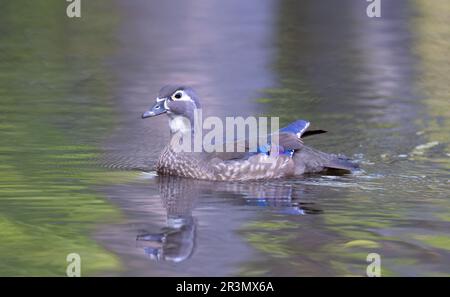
0 0 449 276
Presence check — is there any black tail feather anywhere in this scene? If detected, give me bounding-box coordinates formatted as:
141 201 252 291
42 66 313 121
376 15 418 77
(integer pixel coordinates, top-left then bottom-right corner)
301 130 327 138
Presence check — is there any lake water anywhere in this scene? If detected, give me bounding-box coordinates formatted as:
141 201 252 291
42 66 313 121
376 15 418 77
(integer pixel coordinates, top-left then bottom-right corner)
0 0 449 276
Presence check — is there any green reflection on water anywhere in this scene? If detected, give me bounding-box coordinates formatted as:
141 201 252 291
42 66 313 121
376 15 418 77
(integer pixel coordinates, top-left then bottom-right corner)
0 0 126 276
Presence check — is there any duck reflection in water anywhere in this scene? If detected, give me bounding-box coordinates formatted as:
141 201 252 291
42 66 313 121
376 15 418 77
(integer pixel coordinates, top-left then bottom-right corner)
136 176 322 262
136 176 197 262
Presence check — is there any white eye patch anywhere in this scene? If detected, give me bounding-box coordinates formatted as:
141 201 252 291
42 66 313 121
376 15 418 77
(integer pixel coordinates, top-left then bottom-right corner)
172 91 183 100
171 90 192 102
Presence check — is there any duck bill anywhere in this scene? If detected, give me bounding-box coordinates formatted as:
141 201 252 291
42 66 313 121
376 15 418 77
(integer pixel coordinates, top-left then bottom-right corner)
142 100 167 118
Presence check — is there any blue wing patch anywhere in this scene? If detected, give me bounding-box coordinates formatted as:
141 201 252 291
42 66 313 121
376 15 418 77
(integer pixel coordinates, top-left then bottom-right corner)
279 120 310 138
256 119 310 158
257 144 294 157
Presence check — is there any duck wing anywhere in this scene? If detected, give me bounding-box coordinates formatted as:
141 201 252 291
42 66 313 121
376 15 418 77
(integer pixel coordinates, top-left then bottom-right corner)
205 119 313 161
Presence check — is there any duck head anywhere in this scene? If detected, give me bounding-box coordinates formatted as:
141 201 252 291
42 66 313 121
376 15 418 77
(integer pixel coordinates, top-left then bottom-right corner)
142 85 201 133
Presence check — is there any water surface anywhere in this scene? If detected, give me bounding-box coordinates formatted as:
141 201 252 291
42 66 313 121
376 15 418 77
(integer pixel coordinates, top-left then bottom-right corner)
0 0 449 276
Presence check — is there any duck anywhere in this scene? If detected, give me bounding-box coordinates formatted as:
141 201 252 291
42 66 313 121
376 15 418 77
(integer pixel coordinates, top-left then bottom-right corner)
141 85 358 181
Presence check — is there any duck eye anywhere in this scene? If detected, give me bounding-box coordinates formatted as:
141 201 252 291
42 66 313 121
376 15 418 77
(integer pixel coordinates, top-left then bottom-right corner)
173 92 182 99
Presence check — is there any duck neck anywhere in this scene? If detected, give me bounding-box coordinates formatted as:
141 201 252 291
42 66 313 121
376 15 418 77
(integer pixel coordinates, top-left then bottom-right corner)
169 115 194 135
168 113 203 153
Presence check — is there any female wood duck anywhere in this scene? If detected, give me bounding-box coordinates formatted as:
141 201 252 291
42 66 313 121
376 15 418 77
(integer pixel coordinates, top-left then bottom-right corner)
141 85 357 181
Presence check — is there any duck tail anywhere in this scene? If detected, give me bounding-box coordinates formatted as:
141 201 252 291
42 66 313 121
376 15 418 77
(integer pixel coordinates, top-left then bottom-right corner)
293 145 358 174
